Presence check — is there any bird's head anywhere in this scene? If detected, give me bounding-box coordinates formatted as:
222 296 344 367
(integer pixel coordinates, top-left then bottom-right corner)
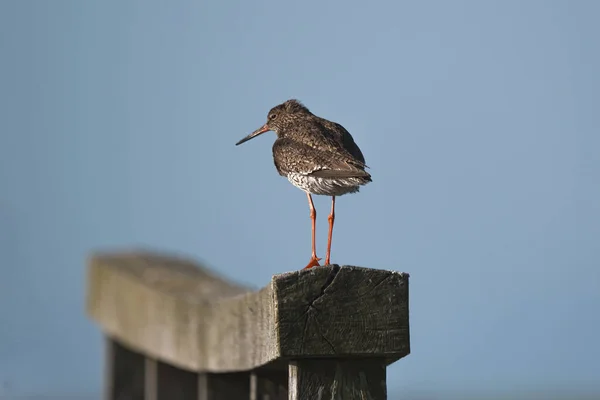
235 99 311 146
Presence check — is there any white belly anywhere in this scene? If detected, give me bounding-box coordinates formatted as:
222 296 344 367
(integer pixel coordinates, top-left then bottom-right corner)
286 173 363 196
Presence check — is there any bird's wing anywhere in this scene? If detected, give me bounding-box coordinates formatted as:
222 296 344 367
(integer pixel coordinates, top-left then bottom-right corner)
321 120 368 167
273 138 371 179
294 119 368 170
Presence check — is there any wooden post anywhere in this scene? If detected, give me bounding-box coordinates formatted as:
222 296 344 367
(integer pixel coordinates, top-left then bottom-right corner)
104 338 145 400
154 359 201 400
251 370 288 400
158 362 197 400
86 251 410 400
198 373 251 400
104 338 116 400
144 357 157 400
289 359 386 400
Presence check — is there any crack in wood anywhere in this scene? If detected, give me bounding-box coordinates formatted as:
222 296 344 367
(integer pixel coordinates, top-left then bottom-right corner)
313 312 336 354
301 266 341 353
293 266 342 325
307 265 341 311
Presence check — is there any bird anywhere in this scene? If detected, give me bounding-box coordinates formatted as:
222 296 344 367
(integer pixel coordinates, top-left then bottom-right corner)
235 99 371 269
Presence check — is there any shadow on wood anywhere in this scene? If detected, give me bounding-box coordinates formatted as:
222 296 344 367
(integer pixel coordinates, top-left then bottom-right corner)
86 251 410 400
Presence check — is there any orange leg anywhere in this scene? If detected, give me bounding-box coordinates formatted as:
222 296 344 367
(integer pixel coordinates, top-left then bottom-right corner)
304 192 321 269
325 196 336 265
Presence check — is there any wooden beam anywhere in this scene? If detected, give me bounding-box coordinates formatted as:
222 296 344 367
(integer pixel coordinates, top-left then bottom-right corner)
87 251 409 374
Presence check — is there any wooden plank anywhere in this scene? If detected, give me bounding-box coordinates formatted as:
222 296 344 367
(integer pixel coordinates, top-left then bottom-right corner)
87 251 409 373
198 372 250 400
289 358 387 400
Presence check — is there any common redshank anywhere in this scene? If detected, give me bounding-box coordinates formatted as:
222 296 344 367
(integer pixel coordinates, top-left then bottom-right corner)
235 99 371 269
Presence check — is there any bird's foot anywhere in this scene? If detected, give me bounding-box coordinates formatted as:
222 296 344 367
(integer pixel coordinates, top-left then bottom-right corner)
303 256 321 270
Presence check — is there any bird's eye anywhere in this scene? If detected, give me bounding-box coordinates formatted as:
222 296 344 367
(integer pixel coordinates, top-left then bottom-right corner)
268 113 277 120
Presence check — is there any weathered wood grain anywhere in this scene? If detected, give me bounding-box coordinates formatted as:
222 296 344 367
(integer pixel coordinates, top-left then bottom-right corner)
275 265 410 359
87 251 409 374
289 359 387 400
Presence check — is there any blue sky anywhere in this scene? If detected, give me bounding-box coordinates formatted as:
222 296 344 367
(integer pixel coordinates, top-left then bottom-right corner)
1 0 599 398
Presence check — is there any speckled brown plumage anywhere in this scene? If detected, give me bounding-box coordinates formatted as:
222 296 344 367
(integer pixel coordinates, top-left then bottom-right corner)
236 99 371 270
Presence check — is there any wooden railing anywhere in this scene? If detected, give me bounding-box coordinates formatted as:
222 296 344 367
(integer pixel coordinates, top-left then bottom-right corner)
85 251 410 399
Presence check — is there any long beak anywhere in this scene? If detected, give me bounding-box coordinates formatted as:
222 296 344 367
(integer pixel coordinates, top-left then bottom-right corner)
235 124 270 146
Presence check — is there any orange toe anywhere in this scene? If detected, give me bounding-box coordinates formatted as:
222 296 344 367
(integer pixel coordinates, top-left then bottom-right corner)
303 256 321 270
